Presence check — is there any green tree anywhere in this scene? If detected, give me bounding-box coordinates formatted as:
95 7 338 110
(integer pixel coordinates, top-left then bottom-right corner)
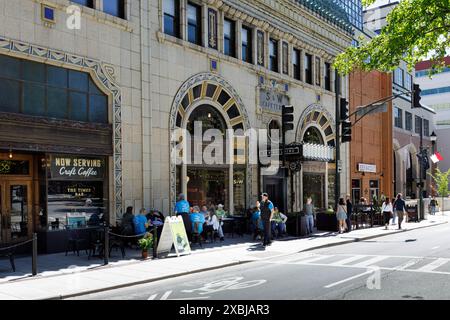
428 168 450 212
334 0 450 75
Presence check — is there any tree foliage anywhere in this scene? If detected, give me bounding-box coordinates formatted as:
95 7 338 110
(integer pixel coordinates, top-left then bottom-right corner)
334 0 450 75
428 168 450 198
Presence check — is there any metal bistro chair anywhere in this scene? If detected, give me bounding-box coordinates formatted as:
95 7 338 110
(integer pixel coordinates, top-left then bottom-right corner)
65 226 88 257
191 221 203 248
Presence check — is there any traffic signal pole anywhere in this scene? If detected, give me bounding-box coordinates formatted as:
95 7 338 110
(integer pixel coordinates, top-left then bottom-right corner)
335 70 341 210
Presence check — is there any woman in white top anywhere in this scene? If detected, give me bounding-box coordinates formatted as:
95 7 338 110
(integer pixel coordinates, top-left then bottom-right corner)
381 198 393 230
206 209 225 241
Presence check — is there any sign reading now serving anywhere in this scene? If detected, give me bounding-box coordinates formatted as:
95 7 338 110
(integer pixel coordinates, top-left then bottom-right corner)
50 155 106 180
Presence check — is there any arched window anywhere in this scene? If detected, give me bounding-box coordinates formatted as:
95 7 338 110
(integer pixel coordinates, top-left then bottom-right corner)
303 126 324 145
268 119 281 142
187 104 227 134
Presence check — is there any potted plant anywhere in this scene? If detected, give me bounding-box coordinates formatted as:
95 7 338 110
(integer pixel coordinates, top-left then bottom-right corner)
316 206 338 232
138 233 154 259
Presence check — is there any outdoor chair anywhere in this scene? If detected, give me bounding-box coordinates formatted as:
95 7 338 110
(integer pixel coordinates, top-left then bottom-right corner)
0 244 16 272
191 222 203 248
65 227 88 257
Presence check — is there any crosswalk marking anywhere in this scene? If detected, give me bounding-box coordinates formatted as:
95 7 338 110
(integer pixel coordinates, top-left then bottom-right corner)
351 256 388 268
417 258 449 272
298 255 333 264
260 253 450 276
329 255 367 266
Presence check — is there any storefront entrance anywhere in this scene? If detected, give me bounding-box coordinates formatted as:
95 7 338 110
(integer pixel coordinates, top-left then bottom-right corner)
0 154 33 244
187 167 229 208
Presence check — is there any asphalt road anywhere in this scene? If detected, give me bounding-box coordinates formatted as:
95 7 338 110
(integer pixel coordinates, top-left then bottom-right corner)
72 223 450 300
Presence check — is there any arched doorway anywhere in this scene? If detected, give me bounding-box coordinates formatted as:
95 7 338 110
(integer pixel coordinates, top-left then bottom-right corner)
170 73 251 215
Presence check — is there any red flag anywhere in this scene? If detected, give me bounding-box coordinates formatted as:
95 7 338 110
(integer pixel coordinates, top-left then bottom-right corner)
430 152 444 164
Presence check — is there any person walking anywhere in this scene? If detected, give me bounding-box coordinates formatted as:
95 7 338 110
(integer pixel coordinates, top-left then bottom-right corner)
429 196 438 216
346 194 353 233
336 198 348 234
304 197 315 236
381 198 393 230
260 193 274 247
393 193 407 230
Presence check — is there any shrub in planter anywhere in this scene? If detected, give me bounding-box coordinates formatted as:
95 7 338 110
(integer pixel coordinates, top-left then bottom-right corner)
316 209 338 232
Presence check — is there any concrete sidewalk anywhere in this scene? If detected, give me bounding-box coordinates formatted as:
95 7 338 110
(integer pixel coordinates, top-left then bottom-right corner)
0 212 448 300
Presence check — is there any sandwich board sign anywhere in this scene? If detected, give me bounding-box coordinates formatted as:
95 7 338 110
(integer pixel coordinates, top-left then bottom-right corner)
157 216 191 258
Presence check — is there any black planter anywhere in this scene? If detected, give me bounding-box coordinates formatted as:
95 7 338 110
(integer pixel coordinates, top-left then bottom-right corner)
316 212 338 232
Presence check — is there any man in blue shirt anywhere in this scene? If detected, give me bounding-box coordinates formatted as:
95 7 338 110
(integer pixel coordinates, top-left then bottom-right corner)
260 193 274 247
175 193 192 238
133 208 149 235
190 206 205 235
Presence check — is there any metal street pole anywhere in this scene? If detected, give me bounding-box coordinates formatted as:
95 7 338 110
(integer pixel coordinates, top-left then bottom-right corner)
335 70 341 210
419 122 424 221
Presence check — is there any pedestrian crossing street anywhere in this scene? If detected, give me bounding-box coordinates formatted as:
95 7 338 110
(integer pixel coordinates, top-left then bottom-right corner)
263 253 450 275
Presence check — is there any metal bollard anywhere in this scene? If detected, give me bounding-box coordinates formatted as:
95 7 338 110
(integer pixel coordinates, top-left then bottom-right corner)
104 224 109 266
32 233 37 276
152 227 157 258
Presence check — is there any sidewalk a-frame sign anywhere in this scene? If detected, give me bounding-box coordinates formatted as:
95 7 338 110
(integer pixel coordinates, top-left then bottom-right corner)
157 216 191 258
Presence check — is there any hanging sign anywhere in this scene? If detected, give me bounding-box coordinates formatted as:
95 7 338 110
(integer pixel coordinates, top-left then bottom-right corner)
157 216 191 258
50 155 106 180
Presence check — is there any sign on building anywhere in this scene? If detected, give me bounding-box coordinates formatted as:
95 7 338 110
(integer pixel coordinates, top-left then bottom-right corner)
50 155 106 180
259 88 290 113
358 163 377 173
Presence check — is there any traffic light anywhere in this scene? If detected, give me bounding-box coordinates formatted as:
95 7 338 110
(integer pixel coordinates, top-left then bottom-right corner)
340 98 349 121
341 120 352 143
413 84 422 108
282 105 294 133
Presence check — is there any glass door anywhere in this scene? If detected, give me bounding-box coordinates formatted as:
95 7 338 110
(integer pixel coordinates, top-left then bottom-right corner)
0 181 32 243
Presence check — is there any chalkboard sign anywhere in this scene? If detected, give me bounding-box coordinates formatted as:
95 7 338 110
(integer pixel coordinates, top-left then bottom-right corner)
157 216 191 258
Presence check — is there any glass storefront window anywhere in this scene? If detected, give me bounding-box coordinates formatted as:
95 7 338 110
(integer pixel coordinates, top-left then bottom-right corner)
187 168 229 210
233 169 246 215
47 181 106 230
303 173 325 209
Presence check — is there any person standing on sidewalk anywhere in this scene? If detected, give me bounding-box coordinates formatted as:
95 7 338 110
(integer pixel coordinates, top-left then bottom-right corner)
305 197 315 236
260 193 274 247
393 194 407 230
336 198 348 234
175 193 192 239
429 197 438 215
346 194 353 233
381 198 393 230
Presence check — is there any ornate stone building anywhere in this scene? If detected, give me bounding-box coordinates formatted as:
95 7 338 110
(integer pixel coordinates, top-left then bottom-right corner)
0 0 145 252
150 0 352 214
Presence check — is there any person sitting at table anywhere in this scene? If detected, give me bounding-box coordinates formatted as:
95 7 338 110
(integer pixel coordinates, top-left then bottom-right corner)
121 206 135 236
216 204 227 219
271 207 287 238
200 206 209 219
147 210 164 227
133 208 149 236
87 208 103 226
206 208 225 241
190 206 205 237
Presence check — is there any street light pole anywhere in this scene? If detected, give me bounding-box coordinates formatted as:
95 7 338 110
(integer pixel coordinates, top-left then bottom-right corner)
335 70 341 210
419 121 424 221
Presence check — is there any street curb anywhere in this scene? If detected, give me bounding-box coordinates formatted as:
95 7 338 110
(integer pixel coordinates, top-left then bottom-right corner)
300 220 448 252
41 260 253 300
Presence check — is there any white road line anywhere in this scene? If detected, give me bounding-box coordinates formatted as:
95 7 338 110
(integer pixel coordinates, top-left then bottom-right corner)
148 294 157 300
160 291 173 300
351 256 388 268
329 255 367 266
417 258 449 272
394 259 422 270
432 246 440 250
300 255 333 264
324 270 373 289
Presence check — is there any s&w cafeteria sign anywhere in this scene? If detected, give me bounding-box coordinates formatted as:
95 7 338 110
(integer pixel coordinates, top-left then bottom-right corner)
50 155 106 180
